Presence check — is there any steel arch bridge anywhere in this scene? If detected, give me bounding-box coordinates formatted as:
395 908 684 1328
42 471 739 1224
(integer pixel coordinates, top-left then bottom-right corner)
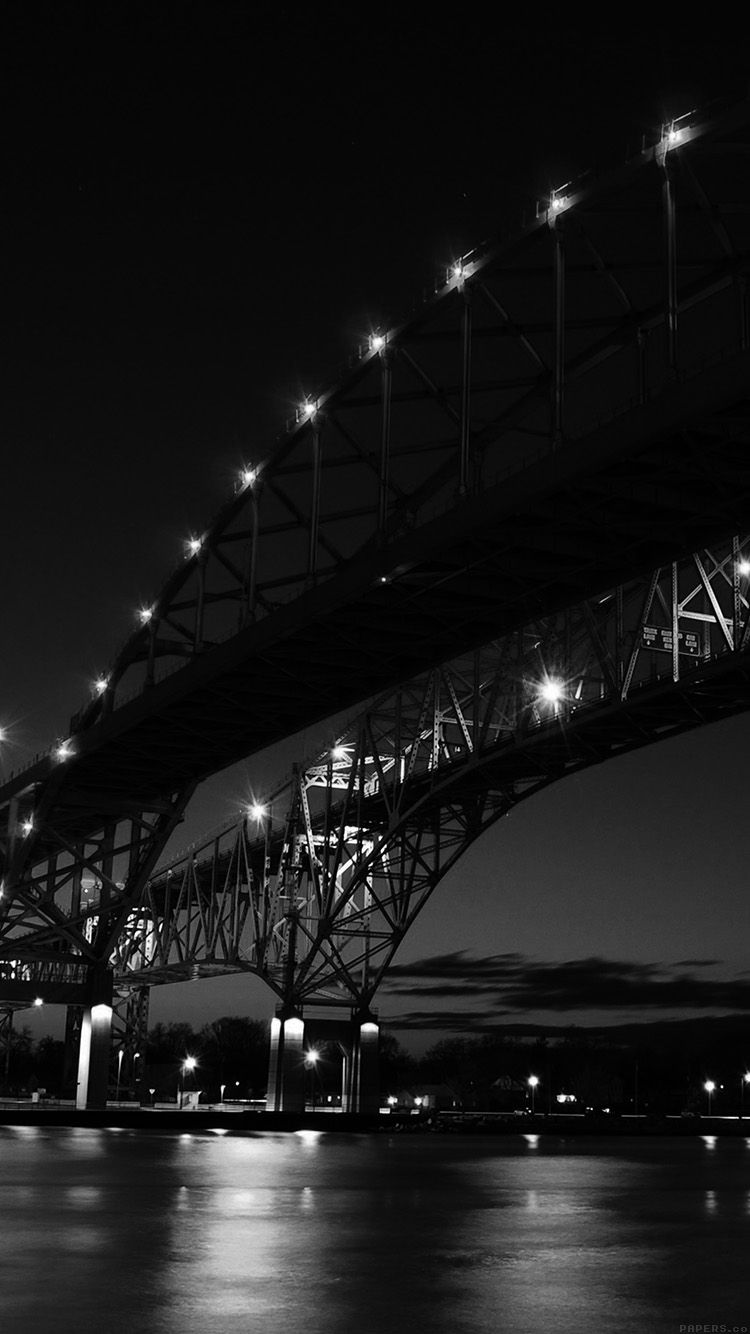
2 98 750 1107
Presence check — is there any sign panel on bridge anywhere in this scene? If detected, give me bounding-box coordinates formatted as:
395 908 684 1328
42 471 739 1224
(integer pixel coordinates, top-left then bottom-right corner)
641 626 702 656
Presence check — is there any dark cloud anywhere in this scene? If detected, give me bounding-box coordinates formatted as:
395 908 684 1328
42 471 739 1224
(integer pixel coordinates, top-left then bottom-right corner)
386 950 524 981
380 951 750 1019
672 959 721 968
383 1008 513 1032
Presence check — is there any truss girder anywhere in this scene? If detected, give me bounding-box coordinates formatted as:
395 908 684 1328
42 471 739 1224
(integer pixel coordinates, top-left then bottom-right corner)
38 534 742 1011
0 784 196 998
2 100 750 899
2 104 750 1008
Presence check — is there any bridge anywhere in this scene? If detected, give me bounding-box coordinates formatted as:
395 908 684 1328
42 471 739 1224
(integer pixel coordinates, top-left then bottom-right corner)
2 98 750 1110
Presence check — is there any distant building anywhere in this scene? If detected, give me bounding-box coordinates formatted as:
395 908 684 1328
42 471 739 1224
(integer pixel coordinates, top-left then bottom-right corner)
390 1084 460 1111
490 1074 529 1112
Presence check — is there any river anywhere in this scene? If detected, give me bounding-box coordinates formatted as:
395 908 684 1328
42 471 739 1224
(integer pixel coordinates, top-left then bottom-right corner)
1 1126 749 1332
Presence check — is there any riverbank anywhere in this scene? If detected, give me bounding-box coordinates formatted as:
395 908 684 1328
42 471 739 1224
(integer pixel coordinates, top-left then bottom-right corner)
1 1103 749 1135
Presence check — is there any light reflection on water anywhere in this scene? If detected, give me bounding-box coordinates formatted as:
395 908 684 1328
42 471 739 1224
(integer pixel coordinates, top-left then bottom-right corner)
1 1129 750 1333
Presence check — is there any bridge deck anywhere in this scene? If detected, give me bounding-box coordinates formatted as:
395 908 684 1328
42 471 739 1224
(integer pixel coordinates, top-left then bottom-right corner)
2 349 749 856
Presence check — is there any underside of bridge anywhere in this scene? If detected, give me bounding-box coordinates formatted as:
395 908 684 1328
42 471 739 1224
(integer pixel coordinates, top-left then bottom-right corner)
1 99 750 1108
2 534 749 1108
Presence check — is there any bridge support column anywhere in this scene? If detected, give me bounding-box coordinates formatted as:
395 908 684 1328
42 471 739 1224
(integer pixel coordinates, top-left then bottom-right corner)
76 970 113 1110
63 1005 85 1099
347 1015 380 1114
112 985 150 1100
265 1011 306 1112
0 1007 13 1090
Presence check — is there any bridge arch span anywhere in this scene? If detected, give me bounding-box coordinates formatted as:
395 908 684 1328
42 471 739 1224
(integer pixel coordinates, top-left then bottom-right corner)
2 98 750 1106
107 533 750 1016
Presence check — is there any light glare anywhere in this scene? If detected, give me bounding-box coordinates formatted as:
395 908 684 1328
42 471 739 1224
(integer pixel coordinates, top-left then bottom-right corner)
538 679 564 704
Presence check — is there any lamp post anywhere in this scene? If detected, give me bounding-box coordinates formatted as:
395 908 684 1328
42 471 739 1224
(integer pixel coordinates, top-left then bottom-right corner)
248 801 273 888
704 1080 715 1116
528 1075 539 1116
741 1072 750 1120
180 1056 197 1108
116 1048 124 1103
305 1048 320 1110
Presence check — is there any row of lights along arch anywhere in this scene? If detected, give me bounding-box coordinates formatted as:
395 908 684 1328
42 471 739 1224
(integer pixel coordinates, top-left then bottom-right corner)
0 116 725 788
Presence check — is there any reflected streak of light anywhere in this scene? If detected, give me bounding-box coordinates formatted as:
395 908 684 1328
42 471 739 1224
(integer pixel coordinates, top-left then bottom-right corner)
66 1186 103 1205
295 1129 322 1147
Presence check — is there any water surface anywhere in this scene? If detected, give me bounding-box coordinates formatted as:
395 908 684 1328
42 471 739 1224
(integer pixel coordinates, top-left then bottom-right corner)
2 1127 749 1333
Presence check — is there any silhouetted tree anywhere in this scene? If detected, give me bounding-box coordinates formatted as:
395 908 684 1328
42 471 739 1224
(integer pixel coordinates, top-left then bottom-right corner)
34 1036 65 1095
198 1017 269 1098
2 1024 34 1094
378 1030 416 1094
145 1022 198 1064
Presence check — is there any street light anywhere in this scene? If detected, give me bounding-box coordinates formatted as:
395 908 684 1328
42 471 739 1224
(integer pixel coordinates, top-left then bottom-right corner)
116 1049 124 1102
538 678 564 707
741 1072 750 1119
528 1075 539 1115
305 1048 320 1109
704 1080 715 1115
180 1056 197 1108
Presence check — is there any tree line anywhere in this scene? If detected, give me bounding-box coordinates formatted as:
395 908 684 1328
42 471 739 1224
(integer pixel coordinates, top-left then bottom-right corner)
2 1014 748 1113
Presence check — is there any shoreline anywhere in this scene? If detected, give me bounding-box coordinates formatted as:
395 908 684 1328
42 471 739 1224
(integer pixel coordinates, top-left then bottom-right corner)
0 1105 748 1136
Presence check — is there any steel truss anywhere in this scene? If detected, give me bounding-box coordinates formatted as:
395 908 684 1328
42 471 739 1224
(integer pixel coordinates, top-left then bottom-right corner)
0 787 195 987
3 101 750 926
85 532 750 1013
62 99 750 718
0 104 749 1077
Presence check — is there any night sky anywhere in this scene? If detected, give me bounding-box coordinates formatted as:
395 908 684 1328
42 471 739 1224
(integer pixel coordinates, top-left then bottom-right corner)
4 7 750 1049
